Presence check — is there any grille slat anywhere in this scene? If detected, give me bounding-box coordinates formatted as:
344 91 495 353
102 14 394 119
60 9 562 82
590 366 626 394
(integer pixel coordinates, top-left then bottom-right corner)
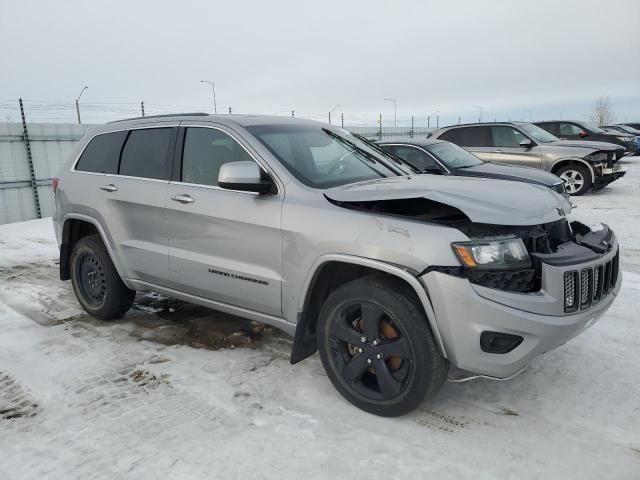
563 249 618 313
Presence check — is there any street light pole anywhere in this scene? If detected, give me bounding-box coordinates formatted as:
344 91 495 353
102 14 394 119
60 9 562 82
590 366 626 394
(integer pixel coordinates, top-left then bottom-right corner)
75 86 88 125
472 105 483 123
201 80 217 114
329 104 341 125
384 98 397 127
427 110 440 129
524 109 532 122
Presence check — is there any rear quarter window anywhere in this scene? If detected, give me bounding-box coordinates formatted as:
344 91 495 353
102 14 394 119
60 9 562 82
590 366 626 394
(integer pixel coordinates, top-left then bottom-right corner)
440 127 490 147
119 128 173 180
75 131 127 174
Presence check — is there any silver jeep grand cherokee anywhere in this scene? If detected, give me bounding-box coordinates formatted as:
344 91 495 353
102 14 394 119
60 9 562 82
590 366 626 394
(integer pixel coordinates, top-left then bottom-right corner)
53 114 621 416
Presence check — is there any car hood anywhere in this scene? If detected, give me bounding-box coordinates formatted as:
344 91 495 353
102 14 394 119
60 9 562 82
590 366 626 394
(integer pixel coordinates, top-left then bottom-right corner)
325 175 572 226
455 162 561 187
545 140 624 151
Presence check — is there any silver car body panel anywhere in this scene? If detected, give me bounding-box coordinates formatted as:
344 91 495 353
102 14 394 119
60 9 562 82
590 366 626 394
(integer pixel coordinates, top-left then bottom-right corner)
54 114 620 378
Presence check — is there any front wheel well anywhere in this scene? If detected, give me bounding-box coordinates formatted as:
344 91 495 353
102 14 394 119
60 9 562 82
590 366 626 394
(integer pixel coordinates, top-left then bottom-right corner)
59 219 99 280
290 261 419 364
551 159 594 180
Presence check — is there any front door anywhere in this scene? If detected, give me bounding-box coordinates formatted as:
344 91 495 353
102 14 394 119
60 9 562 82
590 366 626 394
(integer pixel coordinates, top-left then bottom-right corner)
165 125 283 316
489 126 542 168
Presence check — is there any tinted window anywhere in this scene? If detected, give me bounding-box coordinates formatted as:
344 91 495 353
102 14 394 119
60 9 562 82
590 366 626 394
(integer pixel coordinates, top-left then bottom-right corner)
75 131 126 174
537 122 560 136
559 123 583 136
119 128 173 180
384 145 440 171
440 127 490 147
491 126 527 147
181 128 254 186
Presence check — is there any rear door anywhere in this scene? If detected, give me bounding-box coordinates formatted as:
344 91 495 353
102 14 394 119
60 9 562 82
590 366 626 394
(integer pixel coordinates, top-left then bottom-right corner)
165 124 283 316
105 125 175 284
489 126 542 168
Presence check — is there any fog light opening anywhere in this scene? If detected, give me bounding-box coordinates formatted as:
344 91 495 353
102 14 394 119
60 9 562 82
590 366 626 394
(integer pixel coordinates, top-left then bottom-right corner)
480 331 524 354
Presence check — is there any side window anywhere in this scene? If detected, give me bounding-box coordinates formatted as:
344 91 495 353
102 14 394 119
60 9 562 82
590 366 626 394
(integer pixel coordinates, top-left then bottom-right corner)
181 127 254 186
75 131 126 174
119 128 173 180
441 127 490 147
439 128 464 145
491 126 527 148
539 122 560 135
559 123 583 136
387 146 440 171
463 127 491 147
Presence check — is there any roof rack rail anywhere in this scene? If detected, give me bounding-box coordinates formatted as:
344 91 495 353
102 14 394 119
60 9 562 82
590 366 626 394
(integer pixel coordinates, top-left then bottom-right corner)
107 112 210 124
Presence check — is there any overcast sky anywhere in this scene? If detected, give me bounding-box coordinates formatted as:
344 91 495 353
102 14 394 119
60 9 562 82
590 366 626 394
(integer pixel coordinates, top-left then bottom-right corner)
1 0 638 125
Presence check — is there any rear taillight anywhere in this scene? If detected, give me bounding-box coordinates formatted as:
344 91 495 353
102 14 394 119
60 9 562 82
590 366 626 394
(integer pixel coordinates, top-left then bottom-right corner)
52 177 59 193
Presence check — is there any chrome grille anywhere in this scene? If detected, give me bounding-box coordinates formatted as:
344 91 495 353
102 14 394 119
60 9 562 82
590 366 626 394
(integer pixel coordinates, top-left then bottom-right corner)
564 249 619 313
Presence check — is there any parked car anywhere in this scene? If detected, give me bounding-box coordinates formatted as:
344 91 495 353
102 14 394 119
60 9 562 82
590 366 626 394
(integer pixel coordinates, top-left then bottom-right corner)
620 122 640 130
429 122 625 195
600 125 640 154
54 114 621 416
535 120 637 155
374 137 566 195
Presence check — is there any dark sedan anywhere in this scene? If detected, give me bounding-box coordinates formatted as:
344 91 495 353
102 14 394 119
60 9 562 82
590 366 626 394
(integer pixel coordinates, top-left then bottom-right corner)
375 137 566 195
535 120 637 154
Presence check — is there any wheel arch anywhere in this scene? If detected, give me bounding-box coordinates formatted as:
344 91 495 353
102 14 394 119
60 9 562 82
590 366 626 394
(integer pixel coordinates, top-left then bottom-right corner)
550 157 595 183
290 254 446 364
59 214 125 281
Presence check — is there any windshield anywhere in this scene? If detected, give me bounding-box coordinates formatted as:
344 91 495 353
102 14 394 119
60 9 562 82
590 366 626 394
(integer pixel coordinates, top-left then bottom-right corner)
580 122 607 133
246 124 403 188
616 125 639 135
519 123 559 143
426 142 484 168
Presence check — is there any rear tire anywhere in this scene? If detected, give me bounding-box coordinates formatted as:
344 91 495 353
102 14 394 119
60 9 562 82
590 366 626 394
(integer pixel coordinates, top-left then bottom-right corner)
317 275 448 417
70 235 135 320
556 164 592 196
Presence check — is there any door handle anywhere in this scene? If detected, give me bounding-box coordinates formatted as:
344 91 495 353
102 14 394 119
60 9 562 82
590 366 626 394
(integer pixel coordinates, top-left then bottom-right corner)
99 184 118 192
493 149 503 153
171 194 195 204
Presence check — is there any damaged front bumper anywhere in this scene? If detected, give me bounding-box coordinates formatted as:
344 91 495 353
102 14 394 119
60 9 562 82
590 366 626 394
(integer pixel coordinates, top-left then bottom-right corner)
420 226 621 378
593 164 626 190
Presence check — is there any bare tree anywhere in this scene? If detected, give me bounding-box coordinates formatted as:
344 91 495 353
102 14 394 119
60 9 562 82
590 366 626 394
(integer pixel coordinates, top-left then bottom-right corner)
590 96 616 126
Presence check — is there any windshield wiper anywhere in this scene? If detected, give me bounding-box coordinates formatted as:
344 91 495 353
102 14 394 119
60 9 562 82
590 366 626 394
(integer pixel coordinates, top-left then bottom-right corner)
350 133 419 174
321 128 406 176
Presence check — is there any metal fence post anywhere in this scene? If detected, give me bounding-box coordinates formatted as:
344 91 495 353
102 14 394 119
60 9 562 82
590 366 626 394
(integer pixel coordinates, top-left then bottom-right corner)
141 101 145 117
378 113 382 140
19 98 41 219
436 115 439 128
411 116 414 137
458 116 461 125
341 113 344 128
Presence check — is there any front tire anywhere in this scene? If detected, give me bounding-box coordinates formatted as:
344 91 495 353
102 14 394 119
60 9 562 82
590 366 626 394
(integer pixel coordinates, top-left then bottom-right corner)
317 276 448 417
70 235 135 320
557 164 592 195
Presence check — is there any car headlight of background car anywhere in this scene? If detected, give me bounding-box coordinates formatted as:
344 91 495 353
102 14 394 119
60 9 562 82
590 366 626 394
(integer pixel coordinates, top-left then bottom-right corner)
452 237 531 270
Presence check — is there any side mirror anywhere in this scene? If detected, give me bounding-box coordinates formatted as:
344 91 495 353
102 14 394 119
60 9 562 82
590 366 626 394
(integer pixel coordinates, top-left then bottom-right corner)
579 130 588 138
218 161 274 194
519 138 533 148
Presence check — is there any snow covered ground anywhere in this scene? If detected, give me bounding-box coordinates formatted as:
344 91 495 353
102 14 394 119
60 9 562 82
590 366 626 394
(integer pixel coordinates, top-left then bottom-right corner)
1 160 640 480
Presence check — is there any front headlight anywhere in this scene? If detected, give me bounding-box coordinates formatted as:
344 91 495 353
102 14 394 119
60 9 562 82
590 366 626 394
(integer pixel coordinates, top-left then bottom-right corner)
588 152 607 163
452 237 531 270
